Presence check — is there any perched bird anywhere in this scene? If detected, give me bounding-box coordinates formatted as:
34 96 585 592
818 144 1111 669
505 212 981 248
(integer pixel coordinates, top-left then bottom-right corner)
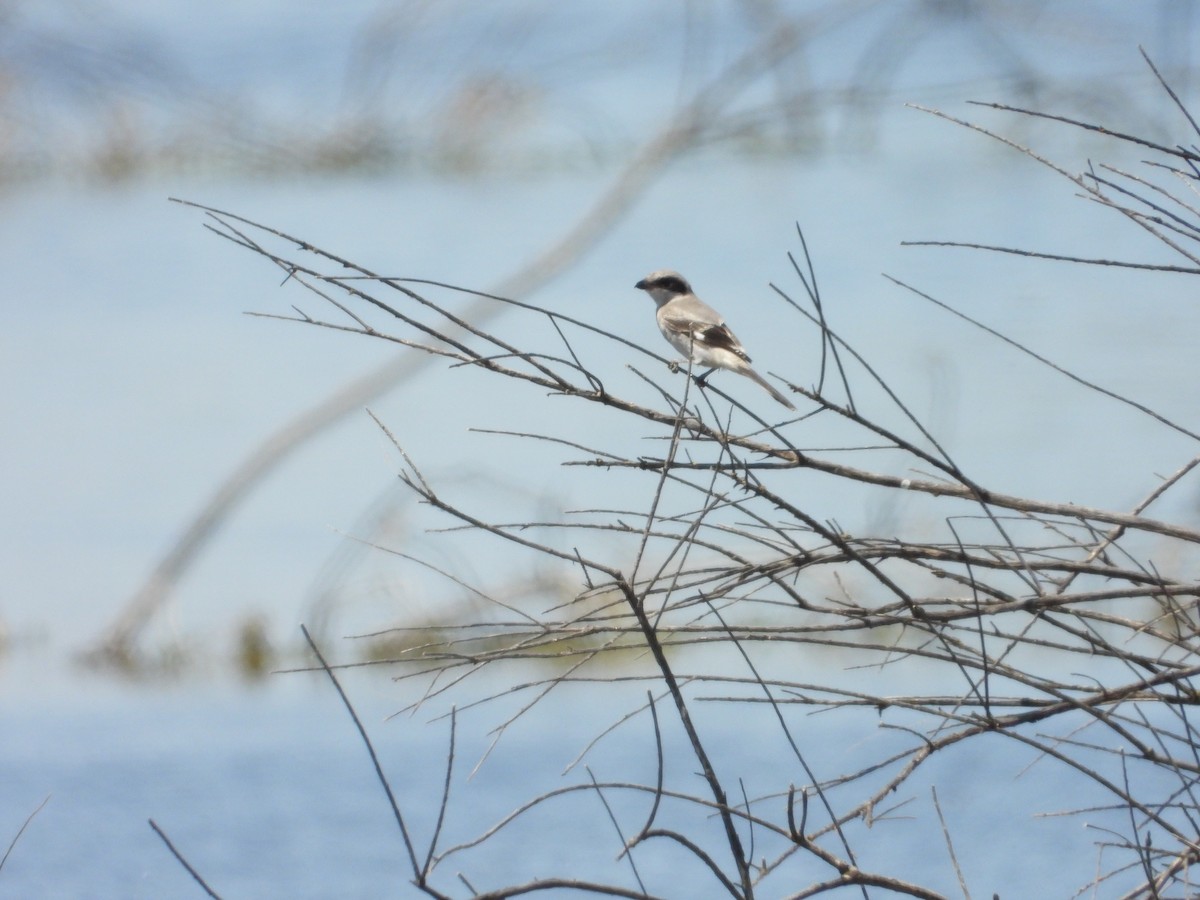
635 269 795 410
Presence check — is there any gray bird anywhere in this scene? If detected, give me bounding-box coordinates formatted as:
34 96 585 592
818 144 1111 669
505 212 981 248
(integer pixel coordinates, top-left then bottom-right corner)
635 269 795 410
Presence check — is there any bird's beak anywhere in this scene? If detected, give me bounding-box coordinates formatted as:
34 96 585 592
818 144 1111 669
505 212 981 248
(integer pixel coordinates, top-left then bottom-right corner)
634 279 648 290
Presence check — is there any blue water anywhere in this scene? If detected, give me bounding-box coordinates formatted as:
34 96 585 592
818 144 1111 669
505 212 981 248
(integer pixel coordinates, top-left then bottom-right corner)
5 3 1200 897
3 656 1166 898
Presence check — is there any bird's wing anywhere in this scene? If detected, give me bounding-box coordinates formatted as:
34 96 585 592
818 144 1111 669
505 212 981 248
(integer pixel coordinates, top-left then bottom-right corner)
659 314 751 363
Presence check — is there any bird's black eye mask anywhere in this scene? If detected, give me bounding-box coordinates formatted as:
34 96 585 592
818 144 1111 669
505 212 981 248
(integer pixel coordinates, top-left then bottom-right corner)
655 276 689 294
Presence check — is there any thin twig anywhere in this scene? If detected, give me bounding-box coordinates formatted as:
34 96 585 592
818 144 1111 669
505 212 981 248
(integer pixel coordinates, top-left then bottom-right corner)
299 624 423 881
0 796 50 874
148 819 223 900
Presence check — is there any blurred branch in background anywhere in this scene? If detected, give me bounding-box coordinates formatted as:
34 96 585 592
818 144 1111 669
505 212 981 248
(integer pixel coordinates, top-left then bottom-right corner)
86 5 832 665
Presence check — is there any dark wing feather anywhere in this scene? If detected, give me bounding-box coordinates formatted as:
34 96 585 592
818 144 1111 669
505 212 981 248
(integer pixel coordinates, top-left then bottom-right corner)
660 316 751 362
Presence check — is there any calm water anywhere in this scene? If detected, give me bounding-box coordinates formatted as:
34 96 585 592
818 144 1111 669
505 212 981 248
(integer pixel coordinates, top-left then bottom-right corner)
4 3 1199 897
1 657 1141 898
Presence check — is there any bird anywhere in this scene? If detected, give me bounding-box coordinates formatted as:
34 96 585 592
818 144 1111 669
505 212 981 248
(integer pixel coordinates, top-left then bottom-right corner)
634 269 795 410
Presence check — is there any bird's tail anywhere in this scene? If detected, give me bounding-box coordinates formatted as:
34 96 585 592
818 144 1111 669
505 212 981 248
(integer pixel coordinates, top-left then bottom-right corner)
741 366 795 411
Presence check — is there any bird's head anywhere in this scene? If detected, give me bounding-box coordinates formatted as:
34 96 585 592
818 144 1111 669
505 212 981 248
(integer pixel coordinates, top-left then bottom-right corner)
635 270 692 306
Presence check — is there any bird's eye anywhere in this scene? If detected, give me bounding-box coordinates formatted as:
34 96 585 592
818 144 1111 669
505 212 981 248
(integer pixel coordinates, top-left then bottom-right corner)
660 276 687 293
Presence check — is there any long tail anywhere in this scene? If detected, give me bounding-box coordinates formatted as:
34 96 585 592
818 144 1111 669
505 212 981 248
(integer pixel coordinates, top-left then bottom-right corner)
741 366 795 410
